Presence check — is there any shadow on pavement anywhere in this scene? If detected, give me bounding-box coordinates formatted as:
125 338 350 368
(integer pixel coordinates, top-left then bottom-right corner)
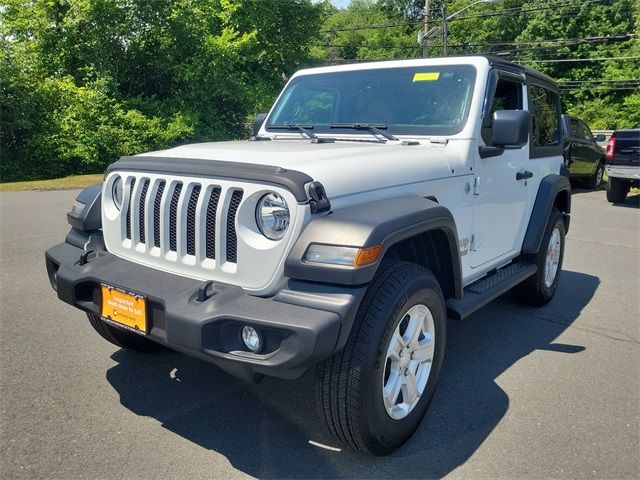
571 187 639 208
106 269 598 478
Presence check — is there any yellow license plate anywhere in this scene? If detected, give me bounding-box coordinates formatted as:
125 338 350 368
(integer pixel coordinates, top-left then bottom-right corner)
100 283 147 334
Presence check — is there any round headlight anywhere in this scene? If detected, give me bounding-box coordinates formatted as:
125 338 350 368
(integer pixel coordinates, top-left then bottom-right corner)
112 176 124 210
256 192 290 240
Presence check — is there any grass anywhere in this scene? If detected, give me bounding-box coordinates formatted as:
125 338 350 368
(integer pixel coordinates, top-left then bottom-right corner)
0 174 103 192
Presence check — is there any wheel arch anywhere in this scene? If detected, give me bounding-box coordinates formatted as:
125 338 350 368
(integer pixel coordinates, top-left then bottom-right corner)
284 196 463 299
521 174 571 255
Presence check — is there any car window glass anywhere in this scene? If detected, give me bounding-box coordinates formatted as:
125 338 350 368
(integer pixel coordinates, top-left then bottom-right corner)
570 119 580 137
267 65 477 136
482 77 522 145
531 84 560 147
580 121 594 141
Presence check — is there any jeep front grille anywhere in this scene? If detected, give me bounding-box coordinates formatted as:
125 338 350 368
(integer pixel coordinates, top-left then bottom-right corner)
123 177 243 263
102 171 305 294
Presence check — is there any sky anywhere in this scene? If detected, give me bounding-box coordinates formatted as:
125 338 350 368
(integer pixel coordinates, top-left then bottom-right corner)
313 0 352 8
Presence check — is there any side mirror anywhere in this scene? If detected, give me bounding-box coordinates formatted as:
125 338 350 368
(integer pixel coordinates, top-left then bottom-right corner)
253 113 267 136
595 134 606 142
492 110 529 148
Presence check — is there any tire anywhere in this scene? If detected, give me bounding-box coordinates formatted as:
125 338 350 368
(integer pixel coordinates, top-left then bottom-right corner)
513 209 566 306
606 177 629 203
588 162 605 190
87 313 160 352
318 260 446 456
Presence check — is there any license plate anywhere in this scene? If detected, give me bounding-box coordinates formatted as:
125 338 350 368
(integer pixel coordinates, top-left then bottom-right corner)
100 283 147 334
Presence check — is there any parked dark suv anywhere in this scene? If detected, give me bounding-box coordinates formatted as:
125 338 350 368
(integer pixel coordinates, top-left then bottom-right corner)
561 114 606 189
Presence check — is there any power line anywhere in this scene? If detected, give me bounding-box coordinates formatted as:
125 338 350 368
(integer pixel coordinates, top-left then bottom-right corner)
314 34 635 51
320 0 620 33
517 55 640 63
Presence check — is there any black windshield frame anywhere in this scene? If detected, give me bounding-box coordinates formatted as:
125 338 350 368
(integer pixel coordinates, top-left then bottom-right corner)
266 65 477 137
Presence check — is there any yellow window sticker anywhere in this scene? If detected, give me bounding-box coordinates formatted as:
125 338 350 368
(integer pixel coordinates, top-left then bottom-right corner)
413 72 440 82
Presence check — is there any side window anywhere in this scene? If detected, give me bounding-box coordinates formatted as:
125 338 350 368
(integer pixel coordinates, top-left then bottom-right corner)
530 84 560 147
482 77 523 145
570 119 580 138
580 121 594 141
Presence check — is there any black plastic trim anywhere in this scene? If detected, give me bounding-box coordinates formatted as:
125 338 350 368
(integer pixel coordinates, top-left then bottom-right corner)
447 261 537 320
285 196 463 297
67 184 102 231
44 242 366 380
479 146 505 158
521 174 571 254
107 156 314 203
65 229 106 251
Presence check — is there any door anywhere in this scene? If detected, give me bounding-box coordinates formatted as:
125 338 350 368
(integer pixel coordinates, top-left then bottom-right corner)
580 121 603 175
471 75 530 268
570 119 599 176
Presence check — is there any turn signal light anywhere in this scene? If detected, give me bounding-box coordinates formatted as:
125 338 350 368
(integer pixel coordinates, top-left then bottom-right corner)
354 245 382 267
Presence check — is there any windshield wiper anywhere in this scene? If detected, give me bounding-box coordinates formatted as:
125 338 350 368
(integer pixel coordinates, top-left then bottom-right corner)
268 124 317 139
329 123 399 141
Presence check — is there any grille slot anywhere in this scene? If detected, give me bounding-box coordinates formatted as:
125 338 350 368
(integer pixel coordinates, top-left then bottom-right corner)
138 179 150 244
153 181 166 248
168 183 183 252
186 185 201 256
126 178 136 240
205 187 221 259
226 190 243 263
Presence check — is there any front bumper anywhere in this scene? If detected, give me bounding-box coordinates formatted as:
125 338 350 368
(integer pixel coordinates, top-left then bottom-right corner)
45 241 365 380
606 165 640 180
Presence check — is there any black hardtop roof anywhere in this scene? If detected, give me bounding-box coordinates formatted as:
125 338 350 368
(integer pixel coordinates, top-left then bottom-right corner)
477 54 558 87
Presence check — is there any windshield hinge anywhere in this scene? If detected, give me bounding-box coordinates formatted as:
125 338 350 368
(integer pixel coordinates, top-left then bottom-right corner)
308 181 331 214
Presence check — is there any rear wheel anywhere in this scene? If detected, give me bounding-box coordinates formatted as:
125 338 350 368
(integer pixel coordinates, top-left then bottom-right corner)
318 260 446 456
606 177 629 203
513 209 566 306
588 162 605 190
87 313 160 352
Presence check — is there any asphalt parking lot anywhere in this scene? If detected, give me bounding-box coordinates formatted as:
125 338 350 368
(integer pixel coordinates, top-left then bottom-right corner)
1 188 638 479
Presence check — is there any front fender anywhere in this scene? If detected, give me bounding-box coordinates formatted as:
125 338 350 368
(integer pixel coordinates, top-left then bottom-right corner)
284 196 462 293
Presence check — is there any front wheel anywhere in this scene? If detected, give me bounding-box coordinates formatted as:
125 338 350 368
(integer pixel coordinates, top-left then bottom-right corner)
318 260 446 456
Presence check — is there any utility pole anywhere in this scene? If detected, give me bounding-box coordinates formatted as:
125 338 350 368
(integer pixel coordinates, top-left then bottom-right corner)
422 0 431 58
442 3 448 56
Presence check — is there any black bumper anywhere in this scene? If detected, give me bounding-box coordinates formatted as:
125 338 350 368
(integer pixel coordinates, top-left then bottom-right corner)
45 241 365 380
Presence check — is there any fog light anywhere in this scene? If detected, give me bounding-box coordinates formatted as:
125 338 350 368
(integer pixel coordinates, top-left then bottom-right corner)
241 326 262 352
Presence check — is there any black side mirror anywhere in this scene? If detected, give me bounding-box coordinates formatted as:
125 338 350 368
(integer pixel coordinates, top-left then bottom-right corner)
595 134 606 142
253 113 267 136
492 110 529 147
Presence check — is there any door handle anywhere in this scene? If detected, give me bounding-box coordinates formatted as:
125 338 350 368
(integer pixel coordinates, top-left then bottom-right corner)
516 170 533 180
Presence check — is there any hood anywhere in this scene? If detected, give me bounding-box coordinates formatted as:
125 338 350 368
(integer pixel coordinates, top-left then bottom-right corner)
142 139 470 200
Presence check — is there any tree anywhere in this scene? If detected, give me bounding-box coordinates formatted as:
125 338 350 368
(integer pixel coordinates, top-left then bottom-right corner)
0 0 326 181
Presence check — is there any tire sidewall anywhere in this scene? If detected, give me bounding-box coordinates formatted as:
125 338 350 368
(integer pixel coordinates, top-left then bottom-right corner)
593 163 604 189
360 273 446 452
537 210 566 301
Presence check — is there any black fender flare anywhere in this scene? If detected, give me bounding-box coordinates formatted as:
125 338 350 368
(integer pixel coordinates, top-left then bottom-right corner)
284 196 463 298
521 174 571 254
67 184 102 231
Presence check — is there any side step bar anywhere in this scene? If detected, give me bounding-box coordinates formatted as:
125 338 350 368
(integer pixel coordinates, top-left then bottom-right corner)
446 261 537 320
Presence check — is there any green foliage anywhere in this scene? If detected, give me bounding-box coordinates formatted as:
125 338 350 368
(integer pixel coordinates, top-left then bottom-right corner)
0 0 326 181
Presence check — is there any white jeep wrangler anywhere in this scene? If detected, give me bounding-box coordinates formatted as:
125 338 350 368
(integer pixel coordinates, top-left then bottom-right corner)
46 55 571 455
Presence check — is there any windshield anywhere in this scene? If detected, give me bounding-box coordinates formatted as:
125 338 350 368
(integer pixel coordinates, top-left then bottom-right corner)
266 65 476 137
